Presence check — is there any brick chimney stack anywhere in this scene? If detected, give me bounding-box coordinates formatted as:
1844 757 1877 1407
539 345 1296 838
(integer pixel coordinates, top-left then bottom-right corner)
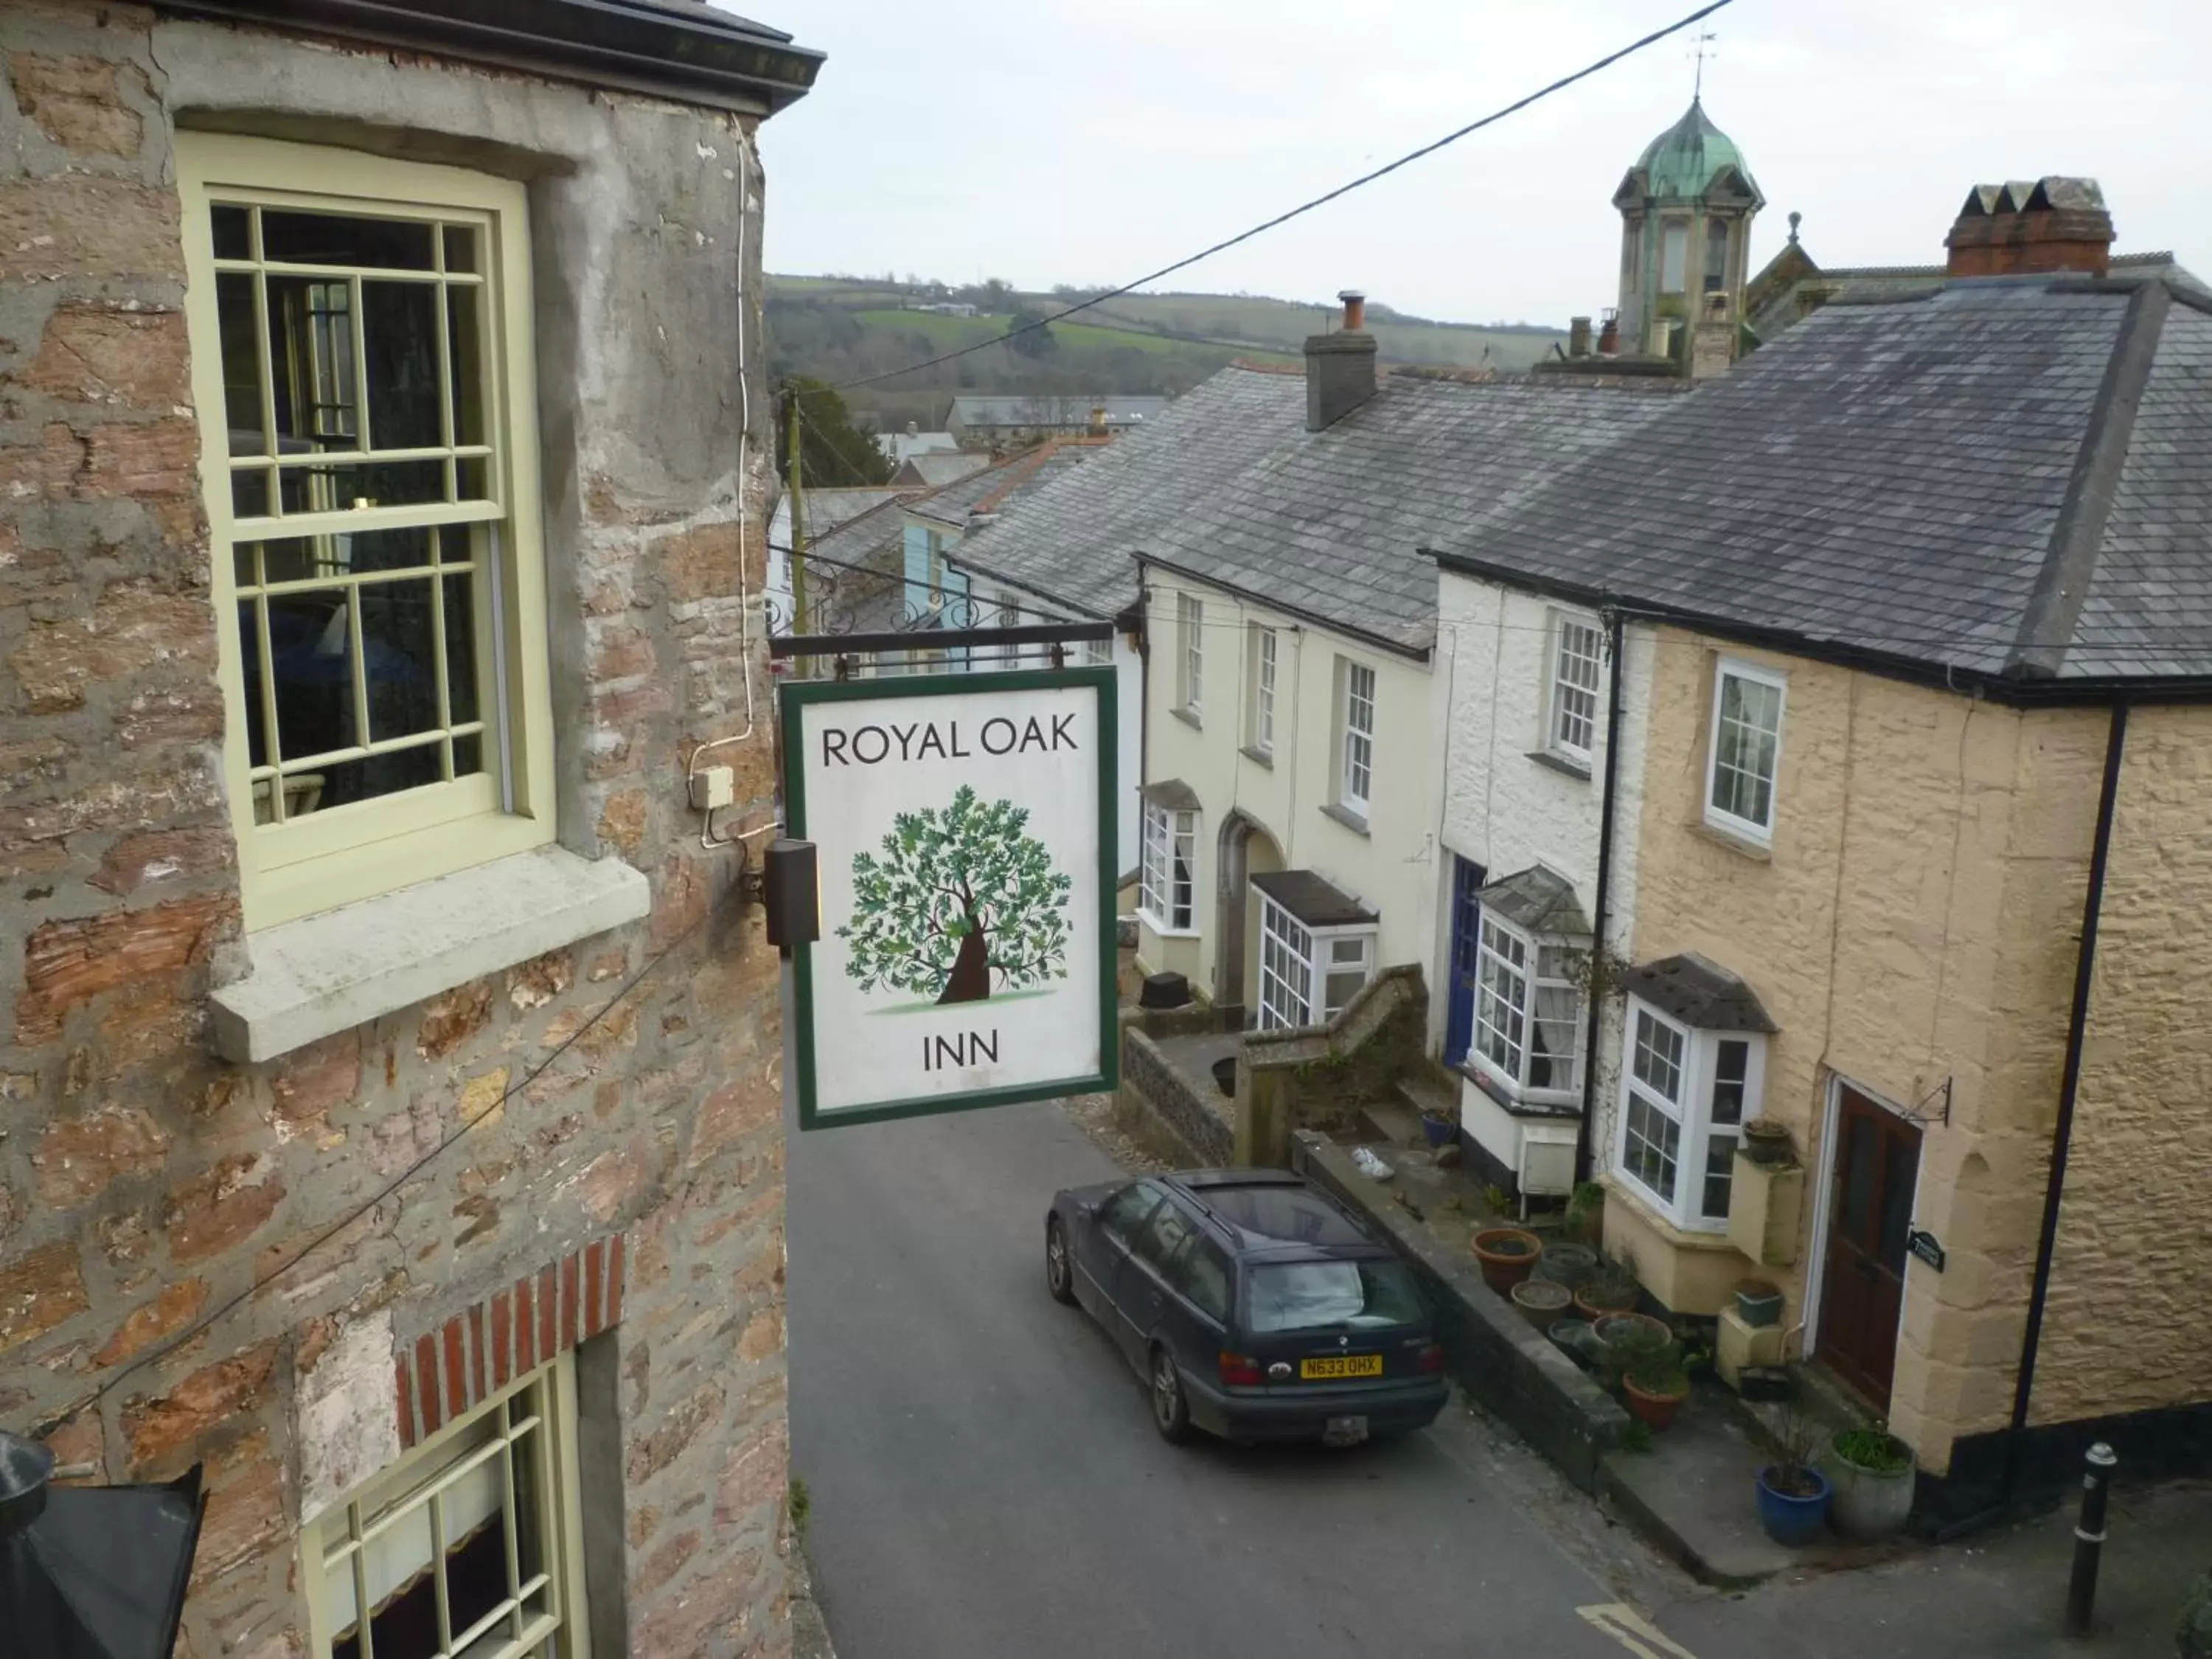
1306 288 1377 431
1946 178 2115 279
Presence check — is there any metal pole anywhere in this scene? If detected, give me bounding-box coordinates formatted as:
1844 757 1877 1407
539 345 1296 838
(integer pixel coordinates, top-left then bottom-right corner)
2065 1441 2118 1636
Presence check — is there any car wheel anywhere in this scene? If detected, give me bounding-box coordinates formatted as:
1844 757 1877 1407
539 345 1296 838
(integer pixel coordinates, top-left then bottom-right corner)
1045 1217 1076 1305
1149 1346 1192 1444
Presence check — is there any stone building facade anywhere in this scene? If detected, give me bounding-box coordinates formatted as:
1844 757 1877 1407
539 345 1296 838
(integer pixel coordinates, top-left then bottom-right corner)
0 3 818 1655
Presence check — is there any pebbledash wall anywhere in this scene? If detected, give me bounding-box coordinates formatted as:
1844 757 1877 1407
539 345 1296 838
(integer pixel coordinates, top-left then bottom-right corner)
1615 621 2212 1480
0 7 799 1658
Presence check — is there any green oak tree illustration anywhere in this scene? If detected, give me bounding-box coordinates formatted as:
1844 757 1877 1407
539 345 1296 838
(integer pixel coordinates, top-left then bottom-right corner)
838 785 1075 1005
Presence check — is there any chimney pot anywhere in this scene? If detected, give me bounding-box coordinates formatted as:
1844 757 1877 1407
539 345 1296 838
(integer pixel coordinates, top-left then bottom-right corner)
1568 316 1593 358
1944 175 2113 279
1337 289 1367 333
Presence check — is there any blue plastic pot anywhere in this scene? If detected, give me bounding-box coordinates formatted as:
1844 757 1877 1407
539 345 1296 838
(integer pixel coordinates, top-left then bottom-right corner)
1421 1114 1455 1149
1756 1465 1832 1545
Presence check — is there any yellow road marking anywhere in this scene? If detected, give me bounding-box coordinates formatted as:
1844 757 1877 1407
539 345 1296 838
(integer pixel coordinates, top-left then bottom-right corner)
1576 1603 1704 1659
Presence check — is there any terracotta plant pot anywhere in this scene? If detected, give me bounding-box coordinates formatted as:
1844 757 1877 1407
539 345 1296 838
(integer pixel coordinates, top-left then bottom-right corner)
1509 1276 1572 1332
1470 1227 1541 1295
1742 1118 1795 1166
1573 1282 1637 1322
1593 1311 1671 1350
1622 1374 1690 1433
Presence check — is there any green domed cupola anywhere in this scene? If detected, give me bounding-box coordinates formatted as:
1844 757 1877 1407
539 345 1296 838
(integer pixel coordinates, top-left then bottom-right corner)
1613 98 1764 365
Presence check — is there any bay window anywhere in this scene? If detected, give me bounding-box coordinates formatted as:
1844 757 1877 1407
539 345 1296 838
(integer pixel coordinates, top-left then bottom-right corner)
1614 995 1768 1231
1140 802 1197 932
1469 915 1583 1103
1256 892 1374 1031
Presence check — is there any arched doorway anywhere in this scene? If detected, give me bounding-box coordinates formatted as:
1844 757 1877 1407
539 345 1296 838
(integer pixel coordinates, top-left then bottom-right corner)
1214 811 1284 1018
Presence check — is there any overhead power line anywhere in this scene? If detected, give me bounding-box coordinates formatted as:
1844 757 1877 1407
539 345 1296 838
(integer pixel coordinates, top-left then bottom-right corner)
833 0 1736 392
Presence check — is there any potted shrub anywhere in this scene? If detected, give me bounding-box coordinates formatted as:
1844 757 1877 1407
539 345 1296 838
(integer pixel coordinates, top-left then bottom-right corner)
1509 1277 1571 1332
1826 1425 1916 1540
1470 1227 1541 1295
1420 1102 1458 1148
1755 1409 1832 1546
1565 1180 1607 1245
1573 1253 1638 1322
1621 1340 1691 1434
1742 1117 1795 1166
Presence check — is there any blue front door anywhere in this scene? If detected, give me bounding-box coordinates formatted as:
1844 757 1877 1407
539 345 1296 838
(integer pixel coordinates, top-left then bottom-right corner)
1444 856 1486 1065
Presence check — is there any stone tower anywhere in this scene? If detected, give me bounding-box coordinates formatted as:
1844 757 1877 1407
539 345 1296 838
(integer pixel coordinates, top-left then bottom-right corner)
1613 98 1763 366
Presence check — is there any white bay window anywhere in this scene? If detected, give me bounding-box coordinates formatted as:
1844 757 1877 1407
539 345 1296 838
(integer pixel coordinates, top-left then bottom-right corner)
1140 801 1197 933
1256 892 1374 1031
1470 916 1584 1103
1613 985 1769 1232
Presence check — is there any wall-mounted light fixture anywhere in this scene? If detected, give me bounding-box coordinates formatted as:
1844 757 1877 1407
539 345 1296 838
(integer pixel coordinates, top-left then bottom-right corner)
762 838 819 954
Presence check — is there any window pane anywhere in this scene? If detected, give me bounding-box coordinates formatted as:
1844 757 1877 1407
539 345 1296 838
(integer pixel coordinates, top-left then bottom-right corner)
280 459 447 513
232 467 272 519
1631 1009 1685 1103
262 208 435 270
1711 671 1783 830
266 591 358 759
444 571 480 726
1245 1259 1422 1332
1529 982 1579 1092
237 600 271 768
1135 1201 1194 1270
1553 619 1602 754
265 275 357 448
212 204 252 260
1660 222 1688 293
453 731 484 780
448 286 487 448
1175 1242 1231 1322
1624 1092 1681 1200
307 746 443 812
1702 1131 1738 1220
362 281 443 451
358 578 441 743
1704 217 1730 292
1329 936 1367 966
442 224 480 274
1324 967 1366 1018
216 273 268 456
1711 1038 1749 1125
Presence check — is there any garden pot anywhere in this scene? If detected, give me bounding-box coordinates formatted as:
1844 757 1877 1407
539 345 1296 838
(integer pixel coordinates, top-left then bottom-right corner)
1622 1375 1689 1433
1509 1277 1571 1332
1573 1283 1637 1322
1734 1279 1784 1329
1470 1228 1541 1295
1742 1118 1795 1166
1546 1318 1599 1368
1755 1465 1832 1546
1535 1241 1598 1289
1825 1442 1918 1540
1420 1113 1455 1150
1211 1056 1237 1098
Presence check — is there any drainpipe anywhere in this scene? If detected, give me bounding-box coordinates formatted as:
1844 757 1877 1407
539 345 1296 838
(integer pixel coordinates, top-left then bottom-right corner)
1573 607 1627 1185
2000 699 2129 1506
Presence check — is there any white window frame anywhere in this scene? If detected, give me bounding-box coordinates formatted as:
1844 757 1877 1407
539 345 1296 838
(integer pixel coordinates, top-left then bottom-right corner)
181 133 555 930
303 1354 588 1659
1467 913 1585 1105
1176 592 1203 717
1704 656 1787 844
1256 892 1375 1031
1247 623 1277 757
1082 634 1111 668
1139 803 1197 933
1546 611 1604 764
1338 657 1376 817
1613 996 1767 1232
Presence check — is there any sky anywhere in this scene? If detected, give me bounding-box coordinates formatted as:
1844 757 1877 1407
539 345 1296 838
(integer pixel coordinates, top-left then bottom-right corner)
745 0 2212 329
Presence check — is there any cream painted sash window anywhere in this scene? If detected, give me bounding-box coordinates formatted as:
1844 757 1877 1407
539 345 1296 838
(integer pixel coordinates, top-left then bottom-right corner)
182 135 554 928
1338 658 1376 818
305 1357 587 1659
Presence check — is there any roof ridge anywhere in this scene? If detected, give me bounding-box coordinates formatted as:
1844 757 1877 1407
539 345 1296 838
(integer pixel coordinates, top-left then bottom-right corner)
2005 279 2172 679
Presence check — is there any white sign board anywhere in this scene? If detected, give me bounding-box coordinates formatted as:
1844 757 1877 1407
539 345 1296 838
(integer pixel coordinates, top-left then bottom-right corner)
782 668 1118 1127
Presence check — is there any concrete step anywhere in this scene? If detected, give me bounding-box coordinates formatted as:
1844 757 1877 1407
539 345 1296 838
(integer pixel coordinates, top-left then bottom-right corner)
1358 1096 1423 1147
1394 1071 1457 1121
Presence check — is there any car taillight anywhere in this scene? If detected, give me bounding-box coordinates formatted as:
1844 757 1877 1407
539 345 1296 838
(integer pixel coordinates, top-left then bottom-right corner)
1416 1343 1445 1374
1219 1352 1264 1386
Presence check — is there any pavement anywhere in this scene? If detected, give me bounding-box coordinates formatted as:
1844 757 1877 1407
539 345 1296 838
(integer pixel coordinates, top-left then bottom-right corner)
786 1088 2212 1659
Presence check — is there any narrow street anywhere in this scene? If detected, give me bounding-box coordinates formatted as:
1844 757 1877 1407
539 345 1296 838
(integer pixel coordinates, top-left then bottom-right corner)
786 1099 1674 1659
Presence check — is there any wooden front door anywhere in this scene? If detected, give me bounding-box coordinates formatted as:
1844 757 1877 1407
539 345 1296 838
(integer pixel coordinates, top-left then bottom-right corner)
1817 1086 1921 1407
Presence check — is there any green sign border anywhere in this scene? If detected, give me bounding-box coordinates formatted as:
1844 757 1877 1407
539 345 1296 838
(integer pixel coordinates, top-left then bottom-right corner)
782 665 1120 1131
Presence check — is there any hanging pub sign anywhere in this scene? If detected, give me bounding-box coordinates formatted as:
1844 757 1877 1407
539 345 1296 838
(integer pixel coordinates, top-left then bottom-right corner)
780 667 1119 1129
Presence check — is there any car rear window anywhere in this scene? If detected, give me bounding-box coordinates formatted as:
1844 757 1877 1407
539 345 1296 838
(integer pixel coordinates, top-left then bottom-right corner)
1243 1259 1423 1333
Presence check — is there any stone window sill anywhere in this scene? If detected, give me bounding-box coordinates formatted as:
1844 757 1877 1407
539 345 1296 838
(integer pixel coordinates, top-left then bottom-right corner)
1239 744 1274 769
210 846 650 1063
1171 705 1203 731
1319 800 1370 838
1526 748 1593 782
1691 816 1773 863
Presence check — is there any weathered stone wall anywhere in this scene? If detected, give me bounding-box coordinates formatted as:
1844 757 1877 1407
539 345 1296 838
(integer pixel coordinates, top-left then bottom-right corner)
1118 1025 1233 1166
1237 964 1425 1164
1621 624 2109 1475
0 9 790 1657
2036 704 2212 1425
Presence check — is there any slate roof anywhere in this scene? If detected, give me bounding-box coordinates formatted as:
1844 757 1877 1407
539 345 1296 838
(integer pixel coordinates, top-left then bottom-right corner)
1143 373 1686 655
908 440 1108 529
1250 869 1378 929
1479 866 1591 938
943 366 1308 619
804 496 917 633
895 451 993 489
1433 272 2212 686
1623 954 1777 1033
949 394 1170 429
1745 246 2191 343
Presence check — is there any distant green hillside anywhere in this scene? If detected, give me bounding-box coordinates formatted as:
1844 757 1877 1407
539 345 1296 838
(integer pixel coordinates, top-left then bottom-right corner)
765 275 1564 437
